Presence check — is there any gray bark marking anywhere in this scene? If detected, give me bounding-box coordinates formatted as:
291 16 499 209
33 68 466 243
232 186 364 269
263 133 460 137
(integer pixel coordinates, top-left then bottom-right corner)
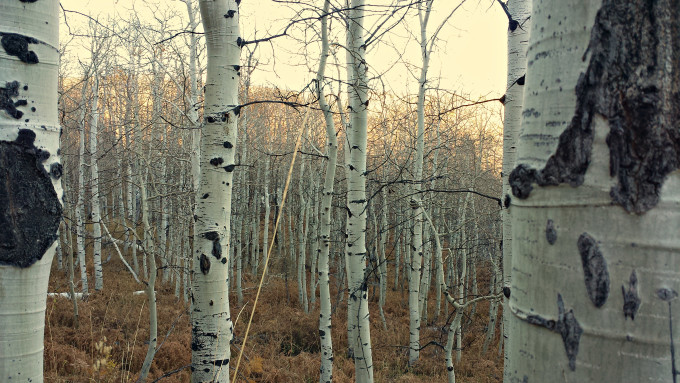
546 219 557 245
524 294 583 371
622 270 641 320
577 233 610 308
0 129 62 268
1 81 26 119
510 0 680 213
658 288 679 382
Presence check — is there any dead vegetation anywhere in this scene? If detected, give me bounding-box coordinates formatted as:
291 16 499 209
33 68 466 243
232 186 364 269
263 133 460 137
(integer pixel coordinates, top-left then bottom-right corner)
45 255 502 382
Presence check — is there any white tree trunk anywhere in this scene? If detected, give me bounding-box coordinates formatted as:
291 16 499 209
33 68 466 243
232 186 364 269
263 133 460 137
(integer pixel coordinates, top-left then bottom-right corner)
378 190 388 330
0 2 61 381
76 75 89 295
315 3 337 378
90 73 103 291
345 1 374 379
138 171 158 383
500 0 530 377
309 179 319 307
297 152 309 312
507 0 680 380
262 155 270 278
191 1 239 381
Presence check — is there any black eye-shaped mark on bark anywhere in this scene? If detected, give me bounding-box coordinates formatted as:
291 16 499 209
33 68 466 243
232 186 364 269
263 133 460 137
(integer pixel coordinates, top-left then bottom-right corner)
546 219 557 245
199 253 210 275
577 233 610 308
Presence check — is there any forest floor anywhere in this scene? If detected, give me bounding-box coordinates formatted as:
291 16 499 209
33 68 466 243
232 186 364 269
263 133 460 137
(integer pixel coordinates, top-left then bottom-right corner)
44 255 503 382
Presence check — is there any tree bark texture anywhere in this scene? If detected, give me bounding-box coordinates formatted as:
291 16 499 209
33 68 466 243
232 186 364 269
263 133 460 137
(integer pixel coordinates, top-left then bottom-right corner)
0 1 61 381
191 1 240 381
506 0 680 380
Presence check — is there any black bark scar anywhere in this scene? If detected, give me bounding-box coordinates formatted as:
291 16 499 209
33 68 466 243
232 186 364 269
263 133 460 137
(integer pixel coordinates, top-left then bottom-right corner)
0 129 62 268
577 233 610 308
0 33 40 64
546 219 557 245
524 294 583 371
1 81 26 119
622 270 641 320
509 0 680 214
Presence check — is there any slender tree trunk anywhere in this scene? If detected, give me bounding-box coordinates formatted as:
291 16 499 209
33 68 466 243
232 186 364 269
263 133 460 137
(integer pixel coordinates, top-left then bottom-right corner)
378 189 388 330
76 75 89 295
316 3 337 378
191 1 240 380
138 170 158 383
297 153 309 312
345 1 374 379
90 73 103 291
408 1 434 364
0 2 61 380
262 156 270 277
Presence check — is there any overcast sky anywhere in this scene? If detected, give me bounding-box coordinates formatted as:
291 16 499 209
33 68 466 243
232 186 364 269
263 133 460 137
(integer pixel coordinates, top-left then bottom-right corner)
59 0 507 99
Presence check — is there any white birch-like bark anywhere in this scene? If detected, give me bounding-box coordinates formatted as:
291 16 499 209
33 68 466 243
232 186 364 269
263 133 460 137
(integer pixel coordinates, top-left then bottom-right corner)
125 153 136 265
56 229 63 270
65 218 79 327
236 214 243 305
500 0 530 377
138 170 158 383
419 217 431 322
315 3 337 378
262 155 270 278
345 1 374 379
0 2 61 381
507 0 680 380
191 1 239 381
309 179 319 307
76 74 89 295
378 189 388 330
455 193 471 363
183 0 201 193
89 72 103 291
297 145 309 312
407 1 430 362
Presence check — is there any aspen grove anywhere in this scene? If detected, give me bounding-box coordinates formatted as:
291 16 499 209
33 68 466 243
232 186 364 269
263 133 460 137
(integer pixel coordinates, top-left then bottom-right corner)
1 0 677 382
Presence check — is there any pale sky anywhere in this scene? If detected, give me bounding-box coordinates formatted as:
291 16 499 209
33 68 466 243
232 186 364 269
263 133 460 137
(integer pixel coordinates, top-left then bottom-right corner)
59 0 507 99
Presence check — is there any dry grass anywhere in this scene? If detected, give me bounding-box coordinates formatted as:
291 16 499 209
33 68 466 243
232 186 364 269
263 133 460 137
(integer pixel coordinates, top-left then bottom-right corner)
45 254 503 382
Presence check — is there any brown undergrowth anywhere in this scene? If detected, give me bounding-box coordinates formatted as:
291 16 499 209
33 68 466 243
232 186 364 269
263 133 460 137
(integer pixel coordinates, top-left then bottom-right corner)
45 254 503 382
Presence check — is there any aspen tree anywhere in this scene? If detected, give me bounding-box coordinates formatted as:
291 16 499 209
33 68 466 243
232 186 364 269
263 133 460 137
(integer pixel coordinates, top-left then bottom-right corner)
345 0 374 379
409 0 465 364
315 2 338 379
498 0 530 376
0 1 61 381
191 0 239 381
507 0 680 380
90 71 103 291
75 70 89 294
